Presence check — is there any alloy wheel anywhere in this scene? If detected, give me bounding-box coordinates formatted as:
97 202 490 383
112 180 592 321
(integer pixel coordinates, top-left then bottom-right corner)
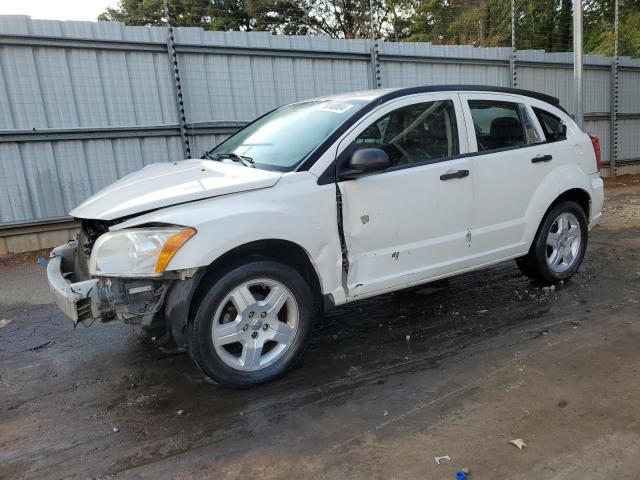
211 278 299 371
546 212 582 273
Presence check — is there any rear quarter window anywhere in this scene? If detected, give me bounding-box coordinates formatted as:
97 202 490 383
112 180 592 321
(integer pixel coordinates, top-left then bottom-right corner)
533 107 567 142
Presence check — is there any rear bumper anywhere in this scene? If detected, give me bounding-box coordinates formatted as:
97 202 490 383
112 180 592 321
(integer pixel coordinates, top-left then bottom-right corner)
589 175 604 229
47 242 101 323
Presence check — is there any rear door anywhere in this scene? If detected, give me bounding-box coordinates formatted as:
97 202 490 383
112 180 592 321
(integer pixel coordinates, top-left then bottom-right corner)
459 93 553 263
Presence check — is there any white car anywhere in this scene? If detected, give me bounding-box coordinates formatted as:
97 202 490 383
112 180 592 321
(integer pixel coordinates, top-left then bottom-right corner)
47 85 604 387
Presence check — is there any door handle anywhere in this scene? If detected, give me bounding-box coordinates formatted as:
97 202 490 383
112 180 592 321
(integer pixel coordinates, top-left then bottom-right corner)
440 169 469 181
531 154 553 163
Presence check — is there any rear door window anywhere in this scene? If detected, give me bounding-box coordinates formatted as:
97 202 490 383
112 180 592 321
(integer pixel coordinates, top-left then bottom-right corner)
533 107 567 142
468 100 530 152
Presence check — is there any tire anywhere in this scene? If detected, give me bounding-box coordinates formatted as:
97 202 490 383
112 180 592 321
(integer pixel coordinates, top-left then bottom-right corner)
516 200 588 284
188 260 314 388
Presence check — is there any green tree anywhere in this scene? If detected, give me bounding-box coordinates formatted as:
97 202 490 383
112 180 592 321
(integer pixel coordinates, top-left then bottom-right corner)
244 0 376 37
99 0 388 38
583 0 640 56
406 0 512 46
514 0 563 51
99 0 640 56
404 0 639 56
99 0 213 28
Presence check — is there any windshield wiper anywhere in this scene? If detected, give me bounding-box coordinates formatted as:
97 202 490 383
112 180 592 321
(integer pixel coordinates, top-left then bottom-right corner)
201 152 255 168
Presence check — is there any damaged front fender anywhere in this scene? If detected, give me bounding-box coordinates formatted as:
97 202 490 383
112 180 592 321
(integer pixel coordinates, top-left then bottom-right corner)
164 270 207 348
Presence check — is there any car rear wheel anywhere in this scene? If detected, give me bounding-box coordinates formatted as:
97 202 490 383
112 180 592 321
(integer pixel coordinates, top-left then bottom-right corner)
188 260 314 388
516 200 588 284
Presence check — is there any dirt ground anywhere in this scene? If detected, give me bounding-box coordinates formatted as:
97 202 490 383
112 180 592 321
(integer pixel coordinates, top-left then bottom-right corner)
1 177 639 480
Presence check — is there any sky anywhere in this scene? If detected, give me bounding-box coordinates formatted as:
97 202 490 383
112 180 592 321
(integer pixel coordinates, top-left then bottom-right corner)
0 0 117 22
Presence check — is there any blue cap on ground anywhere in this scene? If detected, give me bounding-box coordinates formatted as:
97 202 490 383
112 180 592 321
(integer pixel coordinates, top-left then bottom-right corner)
456 472 467 480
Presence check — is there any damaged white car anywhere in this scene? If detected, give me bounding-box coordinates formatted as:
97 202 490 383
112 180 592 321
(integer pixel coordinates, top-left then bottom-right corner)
47 85 604 387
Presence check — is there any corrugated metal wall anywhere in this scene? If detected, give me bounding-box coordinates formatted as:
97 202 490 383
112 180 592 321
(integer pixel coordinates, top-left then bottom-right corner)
1 15 639 227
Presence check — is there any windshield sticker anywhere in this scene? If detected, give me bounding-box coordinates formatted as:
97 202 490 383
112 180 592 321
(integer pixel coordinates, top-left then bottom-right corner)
318 102 354 114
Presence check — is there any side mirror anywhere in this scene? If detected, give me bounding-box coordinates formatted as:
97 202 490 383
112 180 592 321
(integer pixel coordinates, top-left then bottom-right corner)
339 148 390 179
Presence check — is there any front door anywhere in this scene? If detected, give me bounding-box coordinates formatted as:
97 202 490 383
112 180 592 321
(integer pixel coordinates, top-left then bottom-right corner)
337 94 474 299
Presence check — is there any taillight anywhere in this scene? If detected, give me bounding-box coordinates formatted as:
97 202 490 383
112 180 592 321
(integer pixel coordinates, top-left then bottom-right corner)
588 133 601 172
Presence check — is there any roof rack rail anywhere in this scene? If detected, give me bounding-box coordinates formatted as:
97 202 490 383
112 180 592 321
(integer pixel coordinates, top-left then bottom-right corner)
377 85 564 111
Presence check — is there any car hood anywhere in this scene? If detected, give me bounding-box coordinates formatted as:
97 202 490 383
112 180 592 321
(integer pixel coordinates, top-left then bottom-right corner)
70 159 282 221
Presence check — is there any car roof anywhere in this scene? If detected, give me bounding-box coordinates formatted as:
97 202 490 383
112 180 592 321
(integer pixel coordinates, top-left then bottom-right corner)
324 85 564 112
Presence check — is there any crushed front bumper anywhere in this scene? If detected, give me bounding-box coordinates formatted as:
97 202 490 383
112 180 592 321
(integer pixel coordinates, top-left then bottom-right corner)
48 241 177 326
47 242 101 323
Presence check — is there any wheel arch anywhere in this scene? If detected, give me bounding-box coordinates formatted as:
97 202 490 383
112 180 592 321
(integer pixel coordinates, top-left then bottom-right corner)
165 239 325 348
517 187 591 283
524 186 592 255
550 188 591 222
523 162 595 250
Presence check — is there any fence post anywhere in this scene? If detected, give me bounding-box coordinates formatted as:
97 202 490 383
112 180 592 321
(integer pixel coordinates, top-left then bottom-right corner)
510 0 517 88
573 0 584 128
610 0 619 177
163 0 191 158
369 0 382 88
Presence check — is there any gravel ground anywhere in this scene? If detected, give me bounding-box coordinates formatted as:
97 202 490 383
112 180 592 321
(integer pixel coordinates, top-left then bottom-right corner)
1 178 639 480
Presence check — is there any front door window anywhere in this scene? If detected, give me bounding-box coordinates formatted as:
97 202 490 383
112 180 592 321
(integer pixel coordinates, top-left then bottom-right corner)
354 100 459 168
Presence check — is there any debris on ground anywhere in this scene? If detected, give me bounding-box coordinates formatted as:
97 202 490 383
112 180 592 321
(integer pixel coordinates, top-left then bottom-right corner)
558 400 568 408
383 410 389 417
112 427 120 433
434 455 451 465
477 309 488 314
25 341 51 352
0 248 51 268
0 318 13 329
177 409 184 415
456 469 470 480
509 438 527 450
36 257 49 266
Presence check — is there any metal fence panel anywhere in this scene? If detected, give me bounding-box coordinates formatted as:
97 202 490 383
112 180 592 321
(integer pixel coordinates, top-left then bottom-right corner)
0 15 639 226
618 119 640 161
618 70 640 114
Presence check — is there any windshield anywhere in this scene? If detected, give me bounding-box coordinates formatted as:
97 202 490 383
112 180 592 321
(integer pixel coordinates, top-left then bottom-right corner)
207 100 365 171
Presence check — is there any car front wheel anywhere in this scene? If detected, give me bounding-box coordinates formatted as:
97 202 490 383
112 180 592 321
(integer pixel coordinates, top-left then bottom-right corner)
188 260 314 388
517 200 588 284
